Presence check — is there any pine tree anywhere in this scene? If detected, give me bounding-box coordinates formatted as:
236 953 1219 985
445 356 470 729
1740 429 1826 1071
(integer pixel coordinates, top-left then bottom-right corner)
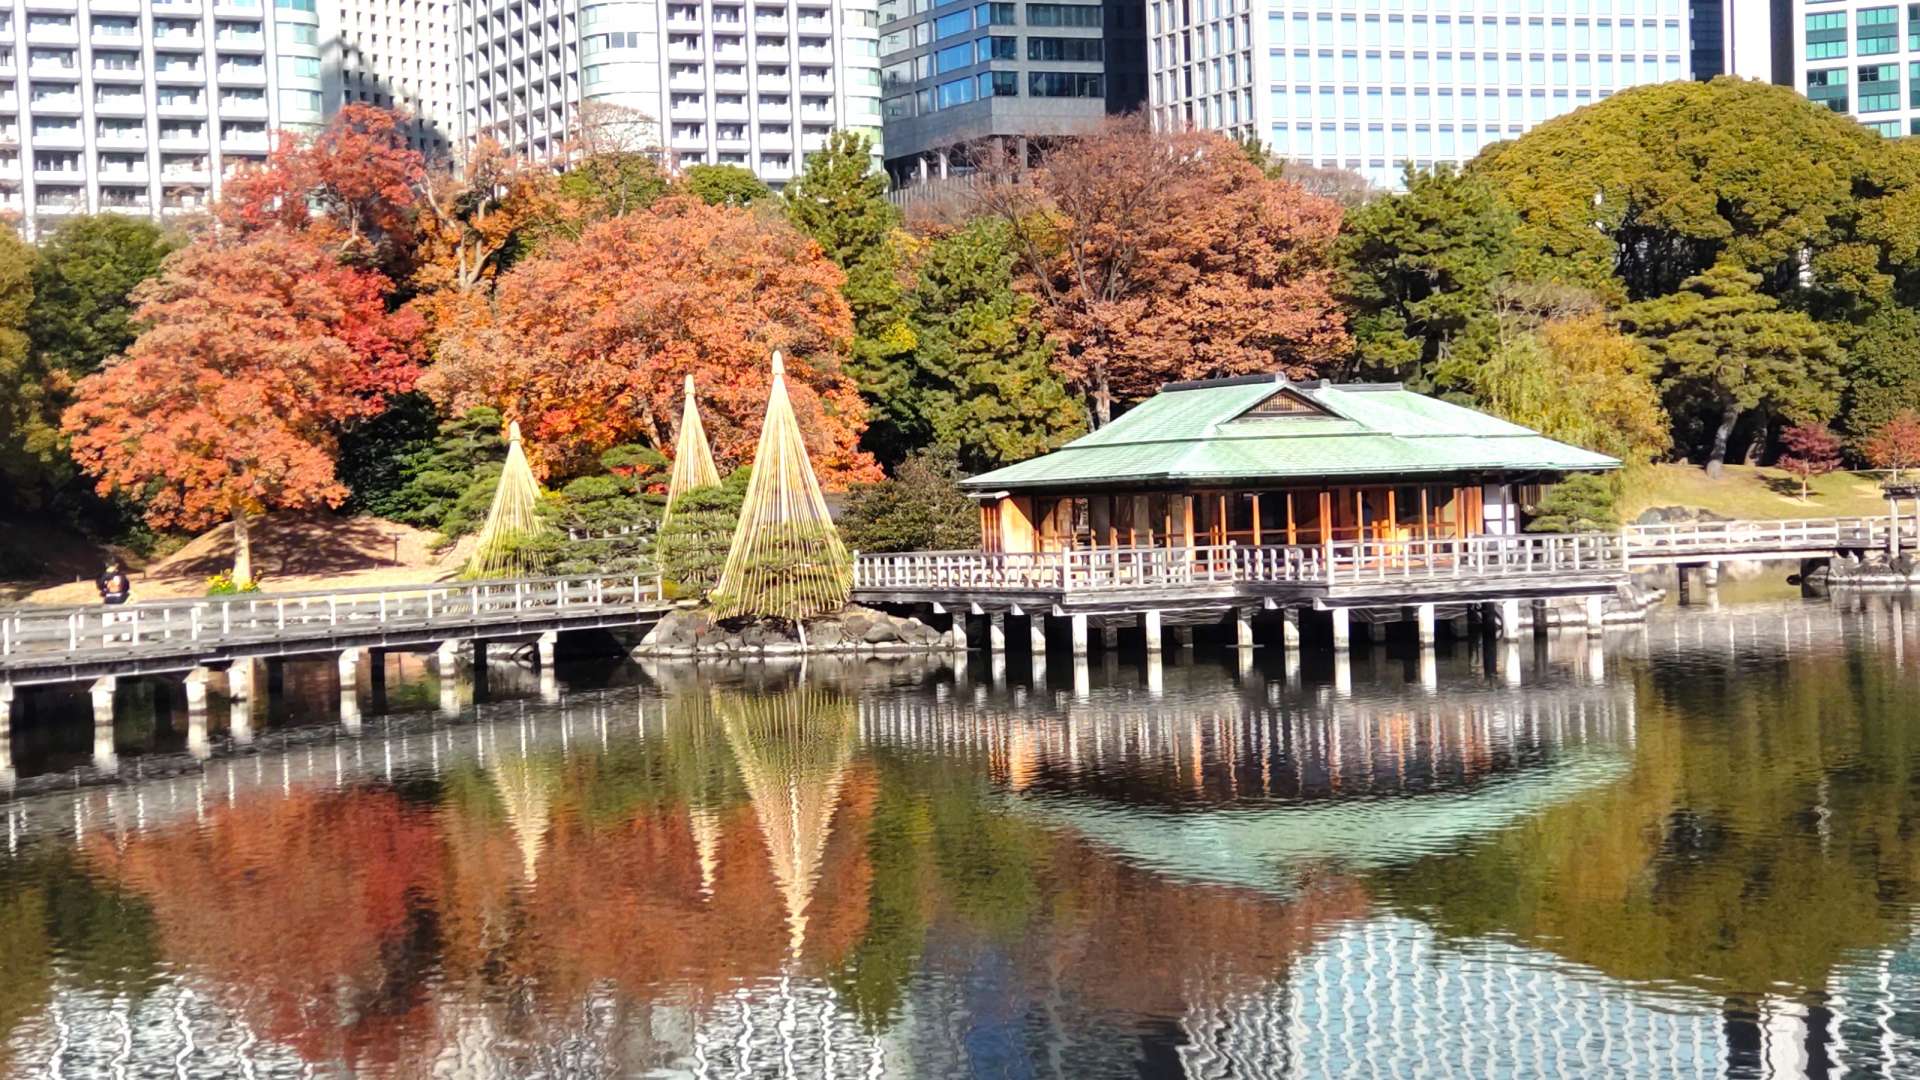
784 130 917 464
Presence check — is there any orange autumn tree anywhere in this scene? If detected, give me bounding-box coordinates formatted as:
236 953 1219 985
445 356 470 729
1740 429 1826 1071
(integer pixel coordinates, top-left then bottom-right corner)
980 118 1351 426
424 195 879 484
217 103 424 273
62 229 422 585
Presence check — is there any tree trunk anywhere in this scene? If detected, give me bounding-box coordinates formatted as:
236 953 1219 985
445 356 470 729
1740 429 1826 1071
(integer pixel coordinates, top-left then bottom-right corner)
1091 368 1112 429
1741 408 1770 467
231 505 252 588
1706 401 1740 479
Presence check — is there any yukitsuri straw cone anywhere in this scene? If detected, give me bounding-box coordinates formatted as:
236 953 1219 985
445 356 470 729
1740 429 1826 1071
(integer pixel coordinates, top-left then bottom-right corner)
711 352 852 622
716 686 856 957
662 374 721 531
465 420 548 579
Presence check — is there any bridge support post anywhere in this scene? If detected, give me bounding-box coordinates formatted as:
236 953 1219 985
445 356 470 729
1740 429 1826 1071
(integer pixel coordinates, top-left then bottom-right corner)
1028 613 1046 657
91 676 117 774
1140 609 1162 653
1585 594 1606 637
1234 608 1255 650
1069 614 1089 657
1330 607 1351 651
535 631 558 671
0 683 14 788
1101 625 1119 652
436 639 463 669
950 612 970 652
1281 608 1301 652
183 668 212 760
1145 651 1164 696
337 649 363 734
988 613 1006 654
1415 603 1436 646
1497 599 1521 641
227 660 254 746
1367 618 1387 644
1333 650 1353 697
1418 646 1438 692
1531 599 1549 637
1502 641 1523 687
1587 638 1607 684
1701 561 1720 587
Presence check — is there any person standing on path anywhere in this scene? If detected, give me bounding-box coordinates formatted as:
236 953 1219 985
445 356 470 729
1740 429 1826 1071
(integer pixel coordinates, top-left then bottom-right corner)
96 561 130 606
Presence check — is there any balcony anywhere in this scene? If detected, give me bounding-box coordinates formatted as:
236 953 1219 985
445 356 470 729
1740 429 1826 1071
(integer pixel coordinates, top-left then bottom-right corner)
93 94 147 115
156 98 207 117
91 63 144 81
95 164 149 183
24 23 78 44
216 64 266 84
23 0 77 12
220 131 267 150
28 92 82 114
94 127 146 147
216 96 267 117
152 62 206 83
214 33 265 50
158 127 208 147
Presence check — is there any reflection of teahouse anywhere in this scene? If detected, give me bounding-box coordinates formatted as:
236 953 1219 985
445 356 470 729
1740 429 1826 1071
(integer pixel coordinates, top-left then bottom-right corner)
960 375 1619 554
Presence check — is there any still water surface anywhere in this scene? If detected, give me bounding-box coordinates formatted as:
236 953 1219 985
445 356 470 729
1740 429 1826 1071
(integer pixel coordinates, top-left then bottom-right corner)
3 598 1920 1077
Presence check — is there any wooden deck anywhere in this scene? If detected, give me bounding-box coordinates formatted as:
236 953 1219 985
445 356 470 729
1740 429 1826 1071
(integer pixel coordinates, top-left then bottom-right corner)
853 534 1631 612
0 573 673 687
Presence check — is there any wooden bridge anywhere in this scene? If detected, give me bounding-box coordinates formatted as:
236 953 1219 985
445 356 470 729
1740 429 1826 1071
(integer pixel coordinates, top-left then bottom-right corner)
1620 516 1916 564
0 572 672 694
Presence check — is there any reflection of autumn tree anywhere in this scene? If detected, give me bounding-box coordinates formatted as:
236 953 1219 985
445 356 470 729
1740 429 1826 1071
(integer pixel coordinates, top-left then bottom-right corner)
85 789 445 1072
1380 655 1920 993
0 872 51 1076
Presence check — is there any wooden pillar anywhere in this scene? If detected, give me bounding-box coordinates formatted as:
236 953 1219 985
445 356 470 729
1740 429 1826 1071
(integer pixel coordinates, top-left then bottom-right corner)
0 682 12 785
91 675 117 774
988 612 1007 654
1286 491 1298 544
1251 494 1262 545
1498 598 1521 641
1234 608 1254 649
536 630 558 669
1141 609 1163 653
1028 612 1046 657
184 668 212 760
1281 608 1301 651
1330 607 1351 651
951 611 970 651
1069 613 1089 657
1416 603 1436 645
1585 594 1606 636
436 639 462 668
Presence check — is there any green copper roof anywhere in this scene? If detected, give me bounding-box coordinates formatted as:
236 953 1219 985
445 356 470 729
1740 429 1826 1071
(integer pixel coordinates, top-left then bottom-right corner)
962 376 1621 491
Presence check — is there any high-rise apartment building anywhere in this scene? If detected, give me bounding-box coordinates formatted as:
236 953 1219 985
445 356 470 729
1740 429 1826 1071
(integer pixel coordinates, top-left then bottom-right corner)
1792 0 1919 136
458 0 883 183
325 0 462 154
1148 0 1692 189
0 0 325 235
875 0 1145 185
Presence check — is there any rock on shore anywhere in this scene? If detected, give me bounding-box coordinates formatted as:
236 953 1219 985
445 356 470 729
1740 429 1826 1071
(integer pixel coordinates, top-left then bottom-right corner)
633 605 954 658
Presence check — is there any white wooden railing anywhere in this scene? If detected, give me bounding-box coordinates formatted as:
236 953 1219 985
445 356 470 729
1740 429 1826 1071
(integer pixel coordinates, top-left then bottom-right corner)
0 573 665 664
1621 517 1912 556
852 534 1629 594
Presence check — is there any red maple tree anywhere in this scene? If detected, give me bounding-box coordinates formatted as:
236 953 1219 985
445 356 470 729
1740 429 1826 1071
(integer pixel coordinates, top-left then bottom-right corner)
62 230 422 583
1863 410 1920 480
423 195 879 484
979 118 1352 426
1778 422 1844 500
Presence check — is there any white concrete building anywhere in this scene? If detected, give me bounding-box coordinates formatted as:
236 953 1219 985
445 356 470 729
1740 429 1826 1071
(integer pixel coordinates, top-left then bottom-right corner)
458 0 884 182
324 0 463 155
0 0 323 235
1791 0 1916 137
1147 0 1693 190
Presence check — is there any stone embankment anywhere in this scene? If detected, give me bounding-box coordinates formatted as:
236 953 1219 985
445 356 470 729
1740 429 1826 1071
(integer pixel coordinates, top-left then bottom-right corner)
632 605 956 658
1826 552 1920 590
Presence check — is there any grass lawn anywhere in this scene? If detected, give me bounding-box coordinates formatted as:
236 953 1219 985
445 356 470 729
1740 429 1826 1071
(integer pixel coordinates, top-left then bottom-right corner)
1619 463 1895 522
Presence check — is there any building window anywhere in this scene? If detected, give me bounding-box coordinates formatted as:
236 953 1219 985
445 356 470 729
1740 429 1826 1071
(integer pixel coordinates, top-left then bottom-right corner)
1028 36 1102 61
976 2 1016 25
936 75 974 107
934 9 971 38
1029 70 1102 95
882 59 912 88
882 93 913 118
935 41 972 73
280 55 320 79
279 88 321 113
1027 3 1101 28
1859 5 1899 53
980 34 1016 60
991 69 1017 95
1806 66 1848 113
1806 10 1847 59
1867 118 1901 136
274 0 317 12
1859 62 1899 113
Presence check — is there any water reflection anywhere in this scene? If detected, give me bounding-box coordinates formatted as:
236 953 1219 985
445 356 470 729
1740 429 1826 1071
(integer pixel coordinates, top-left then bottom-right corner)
2 602 1920 1074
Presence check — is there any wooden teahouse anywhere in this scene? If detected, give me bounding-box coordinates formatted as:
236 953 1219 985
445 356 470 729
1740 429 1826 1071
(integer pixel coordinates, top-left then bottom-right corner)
960 375 1621 555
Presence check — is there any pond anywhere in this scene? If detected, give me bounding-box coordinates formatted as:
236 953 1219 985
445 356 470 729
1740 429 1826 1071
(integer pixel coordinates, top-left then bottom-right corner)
1 596 1918 1077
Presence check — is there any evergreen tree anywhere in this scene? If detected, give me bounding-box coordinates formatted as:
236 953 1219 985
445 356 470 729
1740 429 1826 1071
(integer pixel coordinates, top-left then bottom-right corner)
0 231 42 514
655 468 749 599
1623 265 1844 477
906 220 1083 471
549 444 667 575
839 448 982 553
1838 305 1920 441
784 130 917 463
361 406 508 535
1525 473 1619 533
29 215 177 379
1337 164 1517 388
680 164 772 207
